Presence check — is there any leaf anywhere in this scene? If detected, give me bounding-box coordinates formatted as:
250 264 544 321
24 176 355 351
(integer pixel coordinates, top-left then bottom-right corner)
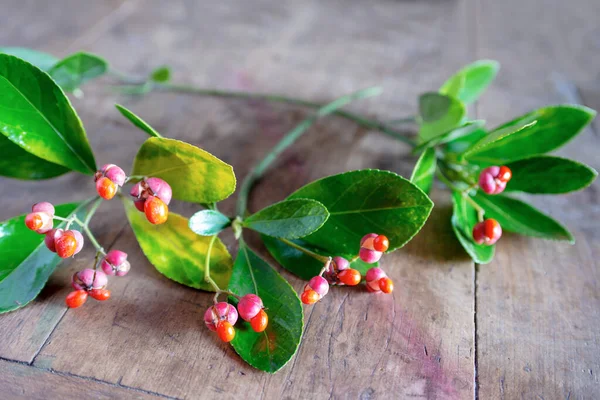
410 147 437 195
471 192 574 243
151 66 171 82
464 105 596 165
445 126 487 154
413 120 485 153
132 137 236 203
451 192 494 264
504 156 597 194
189 210 231 236
243 199 329 239
440 60 500 104
288 169 433 257
0 134 69 180
262 235 375 280
0 47 58 71
228 241 303 373
115 104 162 138
48 52 108 92
0 54 97 174
0 202 86 313
125 201 232 291
418 93 466 142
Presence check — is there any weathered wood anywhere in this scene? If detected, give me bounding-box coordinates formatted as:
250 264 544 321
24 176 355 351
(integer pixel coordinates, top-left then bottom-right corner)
474 0 600 398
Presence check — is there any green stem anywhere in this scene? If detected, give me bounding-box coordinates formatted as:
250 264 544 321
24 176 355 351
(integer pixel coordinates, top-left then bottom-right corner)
279 238 330 263
235 87 384 216
204 235 220 292
463 194 485 222
435 170 463 193
84 197 103 225
75 218 106 256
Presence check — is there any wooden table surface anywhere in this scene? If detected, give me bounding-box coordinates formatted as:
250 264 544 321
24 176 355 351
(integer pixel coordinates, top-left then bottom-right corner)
1 0 599 399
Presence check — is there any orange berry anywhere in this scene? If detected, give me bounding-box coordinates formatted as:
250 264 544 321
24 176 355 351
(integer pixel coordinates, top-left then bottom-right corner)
301 289 320 305
89 289 111 301
217 321 235 342
144 196 168 225
65 290 88 308
497 166 512 182
250 309 268 333
338 269 361 286
484 219 501 241
96 177 117 200
373 235 389 252
25 213 44 231
55 233 78 258
379 277 394 294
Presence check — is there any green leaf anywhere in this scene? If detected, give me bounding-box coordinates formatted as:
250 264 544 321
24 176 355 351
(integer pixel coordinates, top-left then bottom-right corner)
0 134 69 180
132 137 236 203
288 169 433 257
410 147 437 195
48 52 108 92
440 60 500 104
471 192 574 243
262 235 375 280
0 202 86 313
115 104 163 138
445 126 487 154
189 210 231 236
451 192 494 264
228 241 303 373
464 105 596 165
243 199 329 239
124 201 232 291
0 54 97 174
418 93 466 142
413 120 485 153
0 47 58 71
150 66 171 82
504 156 597 194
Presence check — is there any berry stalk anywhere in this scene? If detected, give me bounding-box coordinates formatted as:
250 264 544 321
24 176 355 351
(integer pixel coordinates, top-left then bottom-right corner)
204 235 240 302
278 238 330 264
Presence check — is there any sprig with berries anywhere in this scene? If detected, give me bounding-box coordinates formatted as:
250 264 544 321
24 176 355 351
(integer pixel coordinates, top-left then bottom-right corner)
0 48 596 374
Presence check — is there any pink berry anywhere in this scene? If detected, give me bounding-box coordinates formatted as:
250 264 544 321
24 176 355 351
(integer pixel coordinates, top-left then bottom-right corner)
72 268 108 291
204 302 238 331
130 181 145 200
307 276 329 297
332 256 349 271
32 202 55 215
25 212 53 234
44 229 63 252
359 233 383 263
323 256 351 285
69 230 84 255
479 166 511 195
146 177 172 205
237 294 263 321
100 164 126 187
101 250 131 276
365 268 387 292
472 219 502 245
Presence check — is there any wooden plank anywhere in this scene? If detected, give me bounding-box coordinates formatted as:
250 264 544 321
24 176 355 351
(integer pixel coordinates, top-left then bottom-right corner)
474 0 600 398
29 0 477 398
0 360 166 399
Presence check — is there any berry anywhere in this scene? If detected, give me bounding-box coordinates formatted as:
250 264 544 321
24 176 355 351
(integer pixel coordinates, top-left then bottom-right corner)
301 289 320 305
217 321 235 342
89 289 111 301
373 235 390 252
71 230 84 255
66 290 88 308
379 277 394 294
144 196 168 225
101 250 131 276
479 166 512 195
72 268 108 291
365 267 386 292
307 276 329 298
359 233 383 264
237 294 264 321
146 178 172 205
133 199 145 212
323 256 350 285
96 177 117 200
55 233 78 258
250 309 269 333
44 229 63 252
99 164 126 187
32 202 55 215
204 302 238 332
338 269 362 286
25 212 53 234
472 219 502 245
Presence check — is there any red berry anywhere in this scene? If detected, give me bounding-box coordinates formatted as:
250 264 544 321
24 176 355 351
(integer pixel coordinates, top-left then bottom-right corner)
25 213 44 231
338 269 361 286
217 321 235 342
379 277 394 294
250 309 269 333
144 196 168 225
373 235 389 252
473 218 502 245
89 289 111 301
301 289 320 305
96 177 117 200
66 290 88 308
497 166 512 182
55 233 78 258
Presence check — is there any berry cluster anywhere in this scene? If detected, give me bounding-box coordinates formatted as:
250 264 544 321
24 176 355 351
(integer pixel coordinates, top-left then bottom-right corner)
130 177 172 225
26 202 85 258
95 164 126 200
301 233 394 305
204 294 269 342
